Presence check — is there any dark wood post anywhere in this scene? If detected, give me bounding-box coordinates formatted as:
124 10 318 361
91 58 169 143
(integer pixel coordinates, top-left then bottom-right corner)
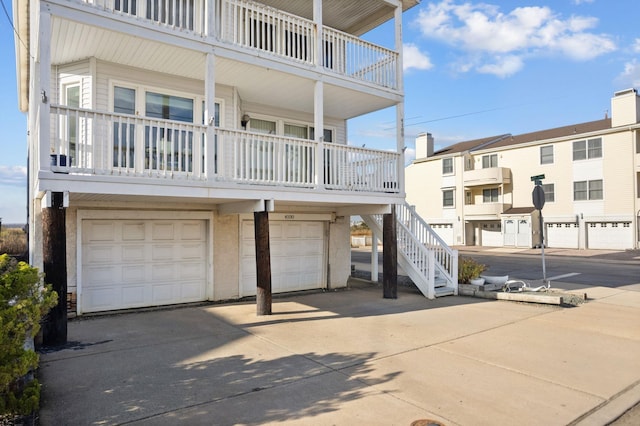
42 192 67 345
254 210 272 315
383 205 397 299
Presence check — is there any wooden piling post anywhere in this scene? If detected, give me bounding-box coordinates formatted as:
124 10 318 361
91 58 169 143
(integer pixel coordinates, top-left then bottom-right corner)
254 210 272 315
42 192 67 345
383 205 397 299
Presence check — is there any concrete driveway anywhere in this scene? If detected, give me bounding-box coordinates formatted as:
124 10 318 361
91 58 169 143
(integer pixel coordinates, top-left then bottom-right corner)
38 279 640 425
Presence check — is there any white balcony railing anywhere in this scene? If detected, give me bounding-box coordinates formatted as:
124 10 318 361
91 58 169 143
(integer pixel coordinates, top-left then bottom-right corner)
49 105 401 193
80 0 399 90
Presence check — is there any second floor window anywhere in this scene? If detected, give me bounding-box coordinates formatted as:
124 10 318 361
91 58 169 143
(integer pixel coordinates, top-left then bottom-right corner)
482 154 498 168
483 188 499 203
541 183 555 202
443 189 454 207
442 158 453 174
573 138 602 160
574 179 603 200
540 146 554 164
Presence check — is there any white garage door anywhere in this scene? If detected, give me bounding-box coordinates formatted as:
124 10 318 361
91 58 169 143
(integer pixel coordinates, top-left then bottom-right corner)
546 223 579 249
82 219 207 313
430 224 454 246
480 222 502 246
241 220 325 296
587 222 633 249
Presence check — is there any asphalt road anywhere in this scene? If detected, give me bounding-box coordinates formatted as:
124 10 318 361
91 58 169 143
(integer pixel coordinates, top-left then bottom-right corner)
350 248 640 292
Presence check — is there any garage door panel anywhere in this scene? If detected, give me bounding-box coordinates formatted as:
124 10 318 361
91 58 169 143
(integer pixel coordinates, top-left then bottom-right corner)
122 223 145 240
86 245 117 263
122 265 145 283
587 222 633 249
82 218 207 313
86 221 116 242
546 223 579 249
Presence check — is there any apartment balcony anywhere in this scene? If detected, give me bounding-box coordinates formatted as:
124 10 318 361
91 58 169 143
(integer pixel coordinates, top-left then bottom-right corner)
463 167 511 187
72 0 400 92
45 105 401 199
464 203 512 219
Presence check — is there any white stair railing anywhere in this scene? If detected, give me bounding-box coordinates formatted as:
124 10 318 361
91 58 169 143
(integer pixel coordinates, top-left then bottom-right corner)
362 202 458 299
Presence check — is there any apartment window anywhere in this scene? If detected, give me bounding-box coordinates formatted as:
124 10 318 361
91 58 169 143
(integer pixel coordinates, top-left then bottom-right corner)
250 118 277 134
483 188 499 203
113 86 136 168
443 189 454 207
465 191 472 205
541 183 555 202
574 180 603 200
573 138 602 160
64 85 80 164
482 154 497 168
540 146 554 164
442 158 453 174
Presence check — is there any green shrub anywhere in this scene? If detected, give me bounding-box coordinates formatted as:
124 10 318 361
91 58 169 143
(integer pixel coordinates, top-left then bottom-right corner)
0 254 58 416
458 256 487 284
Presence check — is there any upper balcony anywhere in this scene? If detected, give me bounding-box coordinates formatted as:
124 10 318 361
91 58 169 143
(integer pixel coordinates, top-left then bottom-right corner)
44 105 401 199
65 0 400 89
463 167 511 187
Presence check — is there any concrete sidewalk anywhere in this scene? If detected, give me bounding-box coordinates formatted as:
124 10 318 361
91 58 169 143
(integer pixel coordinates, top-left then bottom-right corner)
38 280 640 425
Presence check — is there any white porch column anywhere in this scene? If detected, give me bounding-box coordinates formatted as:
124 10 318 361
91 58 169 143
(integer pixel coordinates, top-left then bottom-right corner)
313 0 323 69
205 53 216 179
38 8 52 172
394 4 405 192
314 80 325 186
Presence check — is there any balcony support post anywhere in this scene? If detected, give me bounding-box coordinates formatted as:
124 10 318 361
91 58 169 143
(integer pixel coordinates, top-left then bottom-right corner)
254 210 272 316
38 8 52 171
383 205 398 299
205 53 216 178
314 80 324 186
313 0 322 68
42 192 67 345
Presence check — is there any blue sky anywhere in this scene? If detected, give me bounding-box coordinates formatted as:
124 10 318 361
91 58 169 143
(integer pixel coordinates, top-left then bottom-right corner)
1 0 639 223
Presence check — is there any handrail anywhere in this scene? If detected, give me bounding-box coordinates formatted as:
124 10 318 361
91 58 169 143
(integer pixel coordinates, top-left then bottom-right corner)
48 105 401 193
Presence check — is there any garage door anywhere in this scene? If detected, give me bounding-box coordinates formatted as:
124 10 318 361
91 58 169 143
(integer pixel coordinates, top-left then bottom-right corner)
546 223 579 249
430 223 454 246
82 219 207 313
241 220 325 296
587 222 633 249
480 222 502 247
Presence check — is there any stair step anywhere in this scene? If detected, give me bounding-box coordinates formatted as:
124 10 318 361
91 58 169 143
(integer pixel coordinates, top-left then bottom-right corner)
434 287 455 297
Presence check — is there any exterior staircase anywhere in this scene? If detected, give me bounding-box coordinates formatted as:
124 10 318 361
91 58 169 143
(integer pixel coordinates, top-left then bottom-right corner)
362 202 459 298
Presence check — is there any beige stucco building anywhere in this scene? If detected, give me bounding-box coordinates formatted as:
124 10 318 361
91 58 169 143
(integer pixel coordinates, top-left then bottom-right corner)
406 89 640 250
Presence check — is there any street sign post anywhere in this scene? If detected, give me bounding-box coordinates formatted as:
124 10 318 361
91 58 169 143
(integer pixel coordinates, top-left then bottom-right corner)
531 177 547 285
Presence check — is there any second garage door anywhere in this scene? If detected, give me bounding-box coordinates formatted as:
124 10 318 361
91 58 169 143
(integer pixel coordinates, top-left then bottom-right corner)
587 222 633 249
81 219 207 313
241 220 325 296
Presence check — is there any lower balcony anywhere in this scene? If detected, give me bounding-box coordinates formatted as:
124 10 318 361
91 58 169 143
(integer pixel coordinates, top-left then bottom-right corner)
464 203 511 219
46 105 400 195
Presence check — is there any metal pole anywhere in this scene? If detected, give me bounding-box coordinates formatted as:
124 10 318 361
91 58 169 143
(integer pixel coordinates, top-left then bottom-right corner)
539 209 547 285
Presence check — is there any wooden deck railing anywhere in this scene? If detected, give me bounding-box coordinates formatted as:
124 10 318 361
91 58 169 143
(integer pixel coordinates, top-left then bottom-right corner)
49 105 401 193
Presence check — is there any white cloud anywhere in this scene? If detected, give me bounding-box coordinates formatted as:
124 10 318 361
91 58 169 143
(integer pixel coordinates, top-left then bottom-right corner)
618 60 640 87
477 55 523 78
633 38 640 53
403 43 433 71
0 165 27 186
414 0 616 77
573 0 595 4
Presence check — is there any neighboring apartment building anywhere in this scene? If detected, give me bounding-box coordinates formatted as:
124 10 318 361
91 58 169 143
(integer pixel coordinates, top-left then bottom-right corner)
406 89 640 251
14 0 418 315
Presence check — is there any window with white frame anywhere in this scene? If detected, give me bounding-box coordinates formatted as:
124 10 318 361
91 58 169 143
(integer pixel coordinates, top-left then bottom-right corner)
443 189 455 207
442 157 453 174
573 138 602 160
483 188 499 203
573 179 603 200
541 183 555 202
540 146 554 164
482 154 498 168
